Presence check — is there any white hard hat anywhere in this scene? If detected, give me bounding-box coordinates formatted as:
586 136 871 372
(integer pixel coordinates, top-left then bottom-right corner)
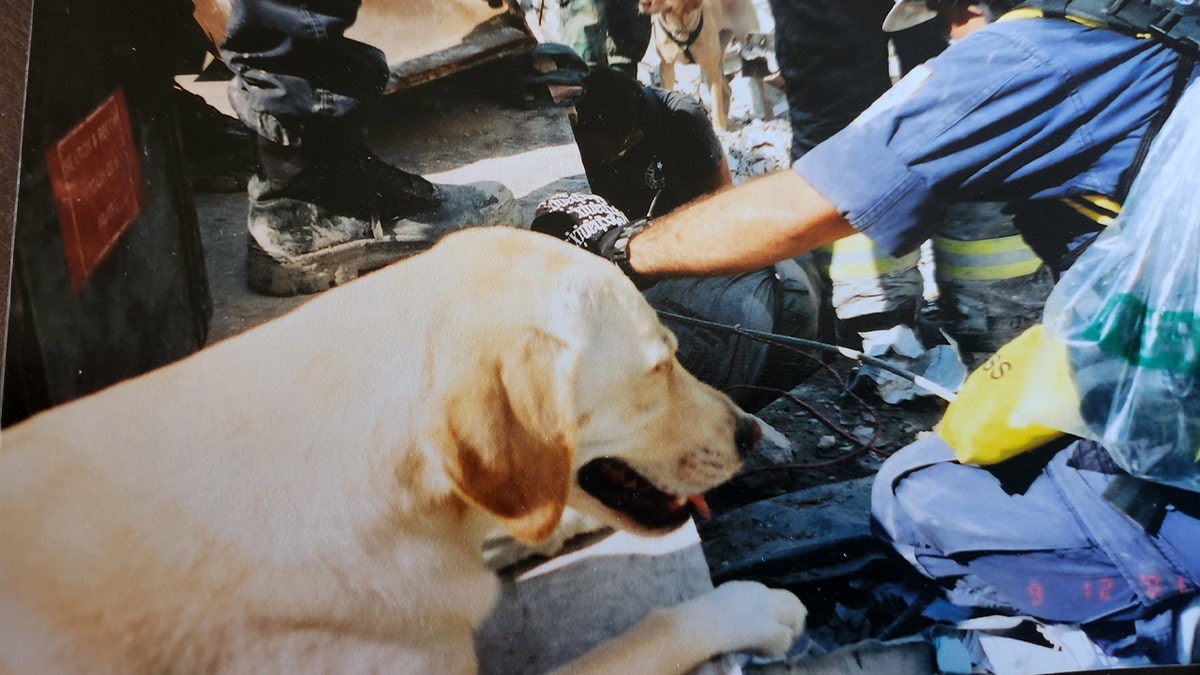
882 0 939 32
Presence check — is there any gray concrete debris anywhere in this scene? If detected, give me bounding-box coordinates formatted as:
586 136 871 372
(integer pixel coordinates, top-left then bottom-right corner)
754 416 797 466
475 533 716 675
701 476 883 587
720 118 794 184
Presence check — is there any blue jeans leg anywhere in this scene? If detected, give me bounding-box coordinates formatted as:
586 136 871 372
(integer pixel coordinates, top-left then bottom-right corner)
221 0 388 145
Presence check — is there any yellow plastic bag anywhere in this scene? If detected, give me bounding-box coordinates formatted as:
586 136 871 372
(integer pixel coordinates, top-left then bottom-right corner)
937 324 1084 465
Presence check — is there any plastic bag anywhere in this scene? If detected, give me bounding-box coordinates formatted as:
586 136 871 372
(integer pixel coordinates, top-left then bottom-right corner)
1041 81 1200 491
937 323 1082 465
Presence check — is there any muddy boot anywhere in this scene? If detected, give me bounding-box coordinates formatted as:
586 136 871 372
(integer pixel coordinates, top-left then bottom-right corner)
246 138 521 296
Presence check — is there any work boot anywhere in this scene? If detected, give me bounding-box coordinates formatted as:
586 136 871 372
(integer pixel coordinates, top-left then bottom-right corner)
245 139 520 296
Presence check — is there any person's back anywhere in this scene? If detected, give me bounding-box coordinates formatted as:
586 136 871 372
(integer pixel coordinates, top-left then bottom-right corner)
570 67 731 219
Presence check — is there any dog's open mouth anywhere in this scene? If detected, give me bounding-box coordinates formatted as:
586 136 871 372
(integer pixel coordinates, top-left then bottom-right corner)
577 458 711 530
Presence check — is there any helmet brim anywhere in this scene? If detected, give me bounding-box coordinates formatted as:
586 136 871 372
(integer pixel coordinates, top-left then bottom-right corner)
883 0 939 32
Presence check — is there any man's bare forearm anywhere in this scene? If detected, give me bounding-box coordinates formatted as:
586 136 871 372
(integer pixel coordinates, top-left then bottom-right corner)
627 170 857 277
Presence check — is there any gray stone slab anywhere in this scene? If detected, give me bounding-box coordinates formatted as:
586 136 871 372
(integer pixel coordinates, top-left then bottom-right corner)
701 476 884 586
476 524 733 675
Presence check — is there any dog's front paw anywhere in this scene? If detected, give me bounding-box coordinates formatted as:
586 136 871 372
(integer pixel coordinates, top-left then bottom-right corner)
684 580 807 658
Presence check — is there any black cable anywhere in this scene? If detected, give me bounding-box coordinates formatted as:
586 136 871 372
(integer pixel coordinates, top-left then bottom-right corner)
655 310 958 402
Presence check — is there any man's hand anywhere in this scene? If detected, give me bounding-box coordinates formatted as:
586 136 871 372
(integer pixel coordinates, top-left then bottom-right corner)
531 192 652 286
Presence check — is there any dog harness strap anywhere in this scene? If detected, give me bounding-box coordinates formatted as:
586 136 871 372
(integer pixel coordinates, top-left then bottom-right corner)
656 11 705 64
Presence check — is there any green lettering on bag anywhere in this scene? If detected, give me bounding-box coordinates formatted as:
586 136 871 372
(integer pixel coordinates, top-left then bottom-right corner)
1082 293 1200 373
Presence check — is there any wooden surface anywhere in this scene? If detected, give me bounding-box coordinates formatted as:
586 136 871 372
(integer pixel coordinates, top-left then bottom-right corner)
191 0 536 91
0 0 32 403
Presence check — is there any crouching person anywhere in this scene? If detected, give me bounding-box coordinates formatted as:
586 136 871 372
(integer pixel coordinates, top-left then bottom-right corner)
535 68 832 412
534 0 1200 663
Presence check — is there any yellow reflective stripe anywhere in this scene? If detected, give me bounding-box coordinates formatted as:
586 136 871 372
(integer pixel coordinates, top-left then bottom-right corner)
813 234 920 280
1080 194 1121 218
815 233 883 255
1063 196 1118 226
998 6 1106 28
1064 14 1106 28
824 254 920 279
998 8 1044 21
937 258 1044 281
932 234 1031 256
933 234 1044 281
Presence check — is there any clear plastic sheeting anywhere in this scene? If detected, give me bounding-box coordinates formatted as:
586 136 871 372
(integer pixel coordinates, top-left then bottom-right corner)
1044 81 1200 492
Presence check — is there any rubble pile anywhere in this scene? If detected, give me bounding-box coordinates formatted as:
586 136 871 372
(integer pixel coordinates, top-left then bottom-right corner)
719 117 793 184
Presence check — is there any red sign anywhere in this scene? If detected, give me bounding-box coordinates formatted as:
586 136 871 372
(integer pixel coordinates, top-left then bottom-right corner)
45 89 145 292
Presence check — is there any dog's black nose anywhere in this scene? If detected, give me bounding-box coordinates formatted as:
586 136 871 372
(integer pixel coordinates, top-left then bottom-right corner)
734 415 761 459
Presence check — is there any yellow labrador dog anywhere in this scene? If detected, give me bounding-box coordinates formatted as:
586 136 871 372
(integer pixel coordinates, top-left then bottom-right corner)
0 227 806 674
641 0 762 131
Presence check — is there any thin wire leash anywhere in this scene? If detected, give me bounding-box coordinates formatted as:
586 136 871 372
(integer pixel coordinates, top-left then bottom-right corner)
654 310 958 403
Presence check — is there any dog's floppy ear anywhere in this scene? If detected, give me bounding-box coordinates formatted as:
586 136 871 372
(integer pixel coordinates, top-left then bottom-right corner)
441 328 578 544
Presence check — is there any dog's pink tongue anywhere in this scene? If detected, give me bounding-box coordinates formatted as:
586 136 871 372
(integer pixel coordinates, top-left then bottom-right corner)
688 494 711 520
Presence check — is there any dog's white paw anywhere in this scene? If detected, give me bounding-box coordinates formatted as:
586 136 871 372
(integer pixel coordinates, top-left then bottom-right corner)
681 580 808 658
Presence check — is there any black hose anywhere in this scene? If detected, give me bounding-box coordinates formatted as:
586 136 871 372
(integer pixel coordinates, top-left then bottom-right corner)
655 310 958 402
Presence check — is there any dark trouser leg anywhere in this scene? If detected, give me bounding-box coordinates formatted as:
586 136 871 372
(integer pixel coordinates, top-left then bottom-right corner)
765 0 894 161
560 0 609 67
766 0 946 159
222 0 519 296
643 272 776 411
605 0 651 77
222 0 387 147
221 0 435 214
222 0 436 219
768 0 946 357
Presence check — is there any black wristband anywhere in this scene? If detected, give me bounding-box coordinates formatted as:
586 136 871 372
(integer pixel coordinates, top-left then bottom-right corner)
599 218 652 289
